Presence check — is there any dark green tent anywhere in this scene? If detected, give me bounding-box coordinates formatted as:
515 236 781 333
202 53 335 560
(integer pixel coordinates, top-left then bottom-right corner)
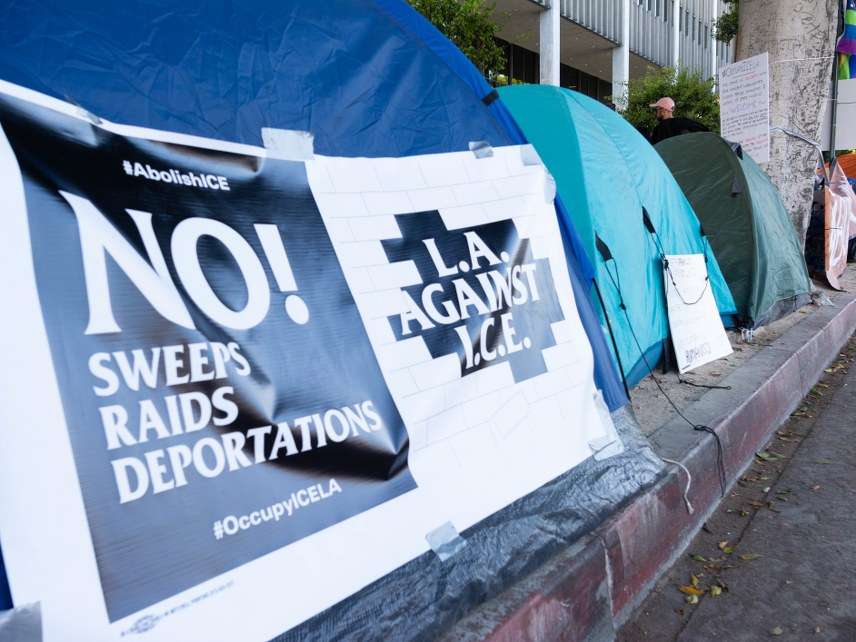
656 132 811 328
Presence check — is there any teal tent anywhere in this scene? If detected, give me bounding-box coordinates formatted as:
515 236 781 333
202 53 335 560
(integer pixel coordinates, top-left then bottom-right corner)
656 133 811 328
499 85 736 386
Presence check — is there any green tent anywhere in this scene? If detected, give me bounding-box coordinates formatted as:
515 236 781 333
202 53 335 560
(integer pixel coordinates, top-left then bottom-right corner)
498 85 736 387
656 133 811 328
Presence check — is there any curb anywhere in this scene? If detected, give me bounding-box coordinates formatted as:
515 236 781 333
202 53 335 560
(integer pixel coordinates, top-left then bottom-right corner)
445 290 856 642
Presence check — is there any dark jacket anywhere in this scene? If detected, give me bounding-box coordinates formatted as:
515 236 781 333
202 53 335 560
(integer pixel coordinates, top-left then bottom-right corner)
650 117 709 145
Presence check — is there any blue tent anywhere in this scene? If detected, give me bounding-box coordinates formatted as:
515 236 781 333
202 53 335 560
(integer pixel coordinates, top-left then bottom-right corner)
499 85 737 386
0 1 636 614
0 0 624 409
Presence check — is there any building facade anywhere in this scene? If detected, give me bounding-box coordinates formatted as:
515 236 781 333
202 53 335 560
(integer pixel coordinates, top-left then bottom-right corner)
493 0 735 104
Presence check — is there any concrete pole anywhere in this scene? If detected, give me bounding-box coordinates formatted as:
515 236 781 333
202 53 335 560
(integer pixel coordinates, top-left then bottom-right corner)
612 0 631 109
737 0 839 246
539 0 561 85
672 0 681 68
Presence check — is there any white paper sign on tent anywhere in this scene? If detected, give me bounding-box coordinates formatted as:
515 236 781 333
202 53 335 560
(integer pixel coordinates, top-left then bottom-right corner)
663 254 732 373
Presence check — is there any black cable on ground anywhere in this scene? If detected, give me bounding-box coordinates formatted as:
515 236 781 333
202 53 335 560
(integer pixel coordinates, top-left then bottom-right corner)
677 376 732 391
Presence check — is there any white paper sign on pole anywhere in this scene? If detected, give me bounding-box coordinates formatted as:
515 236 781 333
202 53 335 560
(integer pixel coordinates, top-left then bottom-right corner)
719 52 770 163
663 254 732 373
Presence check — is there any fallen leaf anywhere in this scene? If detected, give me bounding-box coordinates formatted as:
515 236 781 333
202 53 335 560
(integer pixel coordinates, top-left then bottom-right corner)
740 510 749 517
679 585 705 596
685 594 699 605
771 626 783 636
690 554 707 562
739 553 761 561
690 574 700 587
811 484 821 491
709 585 722 597
717 541 734 554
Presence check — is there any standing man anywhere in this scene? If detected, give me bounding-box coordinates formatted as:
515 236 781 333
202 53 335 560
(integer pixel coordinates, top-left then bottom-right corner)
649 97 709 144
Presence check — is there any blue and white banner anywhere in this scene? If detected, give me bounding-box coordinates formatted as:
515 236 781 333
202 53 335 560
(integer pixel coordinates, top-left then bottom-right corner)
0 81 614 641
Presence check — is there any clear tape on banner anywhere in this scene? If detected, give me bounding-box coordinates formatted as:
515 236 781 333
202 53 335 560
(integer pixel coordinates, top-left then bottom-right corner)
468 140 493 159
519 144 542 167
425 522 467 561
589 391 625 461
74 106 101 126
543 172 557 203
0 602 42 642
261 128 315 160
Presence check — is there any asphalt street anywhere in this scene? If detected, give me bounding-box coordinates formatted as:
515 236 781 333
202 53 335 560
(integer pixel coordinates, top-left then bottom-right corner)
619 334 856 642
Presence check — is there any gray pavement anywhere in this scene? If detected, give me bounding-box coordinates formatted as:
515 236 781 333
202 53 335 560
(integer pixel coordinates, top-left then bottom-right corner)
619 335 856 641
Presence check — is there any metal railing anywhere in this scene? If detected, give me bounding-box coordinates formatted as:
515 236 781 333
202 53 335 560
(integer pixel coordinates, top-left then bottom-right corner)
629 0 673 68
557 0 734 77
676 0 712 77
560 0 623 44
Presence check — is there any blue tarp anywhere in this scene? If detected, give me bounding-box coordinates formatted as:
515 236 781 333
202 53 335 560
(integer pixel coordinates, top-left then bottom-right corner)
0 0 625 410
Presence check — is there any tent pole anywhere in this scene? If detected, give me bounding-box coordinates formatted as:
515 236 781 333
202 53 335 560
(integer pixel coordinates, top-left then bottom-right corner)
592 279 632 400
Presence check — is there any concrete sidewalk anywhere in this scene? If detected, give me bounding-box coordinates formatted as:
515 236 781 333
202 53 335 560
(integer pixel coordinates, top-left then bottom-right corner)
620 335 856 641
445 268 856 641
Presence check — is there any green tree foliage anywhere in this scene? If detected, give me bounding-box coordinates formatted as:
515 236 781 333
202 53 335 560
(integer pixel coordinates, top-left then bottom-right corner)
623 67 720 136
714 0 739 43
408 0 505 79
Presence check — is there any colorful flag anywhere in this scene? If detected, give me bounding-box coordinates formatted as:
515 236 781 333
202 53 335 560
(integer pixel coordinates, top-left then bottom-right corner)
838 0 856 79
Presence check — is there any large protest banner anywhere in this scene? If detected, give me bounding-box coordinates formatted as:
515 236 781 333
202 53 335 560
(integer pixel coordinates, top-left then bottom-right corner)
0 81 615 641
